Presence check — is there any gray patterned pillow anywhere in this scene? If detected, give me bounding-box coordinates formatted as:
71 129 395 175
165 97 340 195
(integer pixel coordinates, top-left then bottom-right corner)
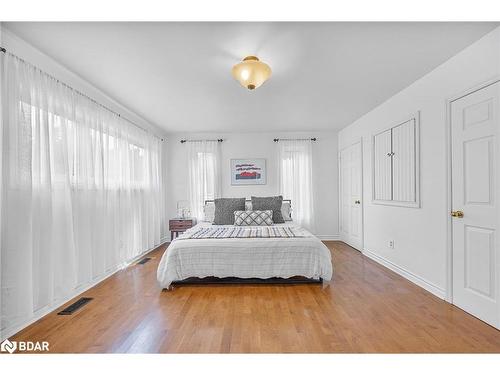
251 196 285 223
213 198 246 225
234 210 274 226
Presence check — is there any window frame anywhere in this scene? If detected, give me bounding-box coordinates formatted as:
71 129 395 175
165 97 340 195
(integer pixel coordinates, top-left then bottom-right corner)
371 111 421 208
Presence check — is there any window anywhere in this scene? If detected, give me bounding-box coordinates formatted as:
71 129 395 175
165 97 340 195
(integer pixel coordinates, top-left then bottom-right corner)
197 151 216 201
372 113 420 207
16 101 154 190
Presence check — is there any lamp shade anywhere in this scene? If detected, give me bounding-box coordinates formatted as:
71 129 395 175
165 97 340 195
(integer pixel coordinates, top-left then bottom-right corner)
231 56 272 90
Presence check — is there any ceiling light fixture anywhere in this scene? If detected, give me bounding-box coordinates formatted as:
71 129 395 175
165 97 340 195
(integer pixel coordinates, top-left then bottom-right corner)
231 56 272 90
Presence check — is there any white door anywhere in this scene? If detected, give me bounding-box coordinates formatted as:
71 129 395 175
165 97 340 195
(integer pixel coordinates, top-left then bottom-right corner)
451 81 500 329
340 141 363 250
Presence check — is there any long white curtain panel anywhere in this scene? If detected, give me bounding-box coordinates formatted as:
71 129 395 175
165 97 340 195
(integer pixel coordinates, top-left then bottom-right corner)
187 140 221 221
0 52 165 338
278 139 315 232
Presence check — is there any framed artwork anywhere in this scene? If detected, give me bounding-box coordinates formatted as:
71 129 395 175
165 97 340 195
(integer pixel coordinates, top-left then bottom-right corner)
231 159 267 185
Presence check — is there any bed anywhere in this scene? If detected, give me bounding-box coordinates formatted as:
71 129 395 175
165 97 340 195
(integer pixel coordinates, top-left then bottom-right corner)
156 220 333 289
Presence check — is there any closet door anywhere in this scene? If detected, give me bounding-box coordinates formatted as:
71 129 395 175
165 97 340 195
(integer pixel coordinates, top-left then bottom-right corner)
451 81 500 329
340 147 351 244
373 129 392 201
392 119 416 202
349 142 363 250
340 141 363 251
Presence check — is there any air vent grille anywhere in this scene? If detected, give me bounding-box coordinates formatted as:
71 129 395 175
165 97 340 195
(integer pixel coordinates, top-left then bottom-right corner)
57 297 93 315
137 257 151 265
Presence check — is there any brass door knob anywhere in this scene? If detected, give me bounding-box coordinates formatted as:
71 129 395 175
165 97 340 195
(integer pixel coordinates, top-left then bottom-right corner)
451 210 464 218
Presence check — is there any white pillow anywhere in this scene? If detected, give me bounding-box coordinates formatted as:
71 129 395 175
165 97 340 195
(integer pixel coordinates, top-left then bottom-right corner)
281 201 292 221
203 202 215 222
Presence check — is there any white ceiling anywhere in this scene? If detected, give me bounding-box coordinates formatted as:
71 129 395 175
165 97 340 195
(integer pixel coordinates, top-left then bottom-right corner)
4 22 498 133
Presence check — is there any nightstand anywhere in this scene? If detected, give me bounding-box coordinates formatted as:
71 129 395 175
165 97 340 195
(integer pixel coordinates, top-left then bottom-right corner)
169 218 195 240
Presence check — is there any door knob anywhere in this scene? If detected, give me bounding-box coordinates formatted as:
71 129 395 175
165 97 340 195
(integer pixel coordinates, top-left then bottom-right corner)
354 200 361 204
451 210 464 218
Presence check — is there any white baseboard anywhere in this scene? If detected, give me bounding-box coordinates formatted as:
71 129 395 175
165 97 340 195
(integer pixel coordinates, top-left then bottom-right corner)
0 240 168 341
316 234 341 241
1 269 120 341
362 248 446 300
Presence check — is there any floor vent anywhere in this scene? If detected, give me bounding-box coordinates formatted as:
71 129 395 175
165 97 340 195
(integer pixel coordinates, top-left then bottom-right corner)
57 297 93 315
137 257 151 265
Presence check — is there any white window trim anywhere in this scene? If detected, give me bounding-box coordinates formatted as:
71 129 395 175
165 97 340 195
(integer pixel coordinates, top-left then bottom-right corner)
371 111 421 208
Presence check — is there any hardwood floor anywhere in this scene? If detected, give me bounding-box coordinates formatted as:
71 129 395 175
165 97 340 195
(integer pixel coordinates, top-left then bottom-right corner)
10 241 500 353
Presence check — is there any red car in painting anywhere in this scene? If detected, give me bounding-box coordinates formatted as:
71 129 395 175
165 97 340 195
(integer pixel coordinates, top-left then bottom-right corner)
236 171 261 180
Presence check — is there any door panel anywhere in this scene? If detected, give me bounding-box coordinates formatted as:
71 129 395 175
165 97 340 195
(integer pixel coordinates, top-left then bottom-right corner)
392 120 416 202
451 81 500 328
463 98 493 129
464 136 493 204
464 225 495 298
373 130 392 201
340 142 363 251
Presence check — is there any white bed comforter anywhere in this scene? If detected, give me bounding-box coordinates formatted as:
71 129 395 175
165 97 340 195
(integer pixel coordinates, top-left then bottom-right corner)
157 222 333 289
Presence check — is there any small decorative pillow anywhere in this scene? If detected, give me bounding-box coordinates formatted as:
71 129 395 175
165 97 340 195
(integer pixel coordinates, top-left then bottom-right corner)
234 210 274 226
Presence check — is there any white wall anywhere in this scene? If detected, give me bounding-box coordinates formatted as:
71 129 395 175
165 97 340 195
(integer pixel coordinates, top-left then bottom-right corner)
167 131 339 238
338 27 500 298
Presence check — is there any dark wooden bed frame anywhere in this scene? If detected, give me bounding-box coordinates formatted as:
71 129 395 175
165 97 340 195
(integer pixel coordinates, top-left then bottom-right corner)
204 198 292 206
171 276 323 287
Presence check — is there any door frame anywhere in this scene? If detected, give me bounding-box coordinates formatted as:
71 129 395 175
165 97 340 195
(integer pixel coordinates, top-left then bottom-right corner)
338 138 364 251
445 76 500 304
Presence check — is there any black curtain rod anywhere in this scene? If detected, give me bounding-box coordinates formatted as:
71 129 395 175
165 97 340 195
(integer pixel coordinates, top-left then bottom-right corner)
273 138 317 142
0 46 164 142
180 139 224 143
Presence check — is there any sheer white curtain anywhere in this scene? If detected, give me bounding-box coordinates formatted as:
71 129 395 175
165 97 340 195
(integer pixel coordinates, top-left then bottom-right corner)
278 139 315 232
187 140 221 221
0 53 164 338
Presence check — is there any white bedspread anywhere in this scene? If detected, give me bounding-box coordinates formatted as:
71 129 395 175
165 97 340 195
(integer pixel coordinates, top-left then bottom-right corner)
157 222 333 289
